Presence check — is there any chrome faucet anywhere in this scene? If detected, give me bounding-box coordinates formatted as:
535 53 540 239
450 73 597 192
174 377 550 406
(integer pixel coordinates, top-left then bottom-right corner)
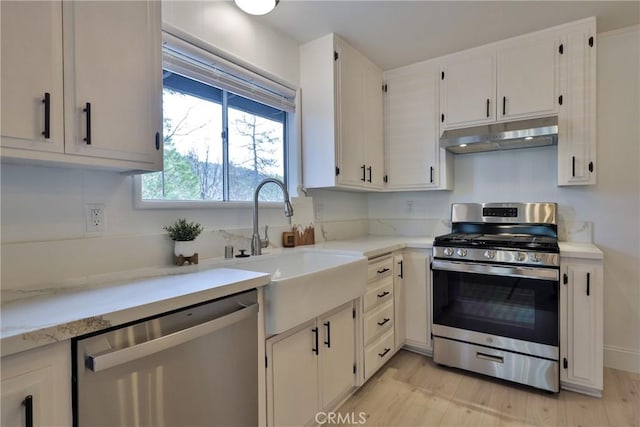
251 178 294 255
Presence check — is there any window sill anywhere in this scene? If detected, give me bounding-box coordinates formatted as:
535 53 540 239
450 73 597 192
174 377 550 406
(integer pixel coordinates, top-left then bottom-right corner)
135 199 285 210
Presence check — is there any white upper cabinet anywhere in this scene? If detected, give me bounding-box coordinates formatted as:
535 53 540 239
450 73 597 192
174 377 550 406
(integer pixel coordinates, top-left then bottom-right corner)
63 1 163 169
440 52 496 129
301 34 384 190
497 35 559 120
558 18 597 186
1 1 64 153
383 60 453 190
440 31 561 131
1 1 162 172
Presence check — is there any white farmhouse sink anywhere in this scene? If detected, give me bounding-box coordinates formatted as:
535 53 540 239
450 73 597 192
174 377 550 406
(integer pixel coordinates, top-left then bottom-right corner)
232 249 367 335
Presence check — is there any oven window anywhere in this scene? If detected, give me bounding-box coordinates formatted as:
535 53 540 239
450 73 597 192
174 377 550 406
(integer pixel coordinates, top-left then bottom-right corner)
432 270 558 346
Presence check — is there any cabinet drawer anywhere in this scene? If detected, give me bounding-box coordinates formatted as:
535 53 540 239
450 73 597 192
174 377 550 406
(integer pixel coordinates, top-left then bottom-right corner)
363 277 393 312
368 256 393 282
364 329 394 379
363 301 394 345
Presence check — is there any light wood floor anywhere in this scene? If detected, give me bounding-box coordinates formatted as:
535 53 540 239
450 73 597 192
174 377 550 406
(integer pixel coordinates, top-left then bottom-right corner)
337 350 640 426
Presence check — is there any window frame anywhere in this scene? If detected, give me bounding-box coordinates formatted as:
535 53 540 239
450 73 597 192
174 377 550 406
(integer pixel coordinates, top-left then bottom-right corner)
135 30 294 210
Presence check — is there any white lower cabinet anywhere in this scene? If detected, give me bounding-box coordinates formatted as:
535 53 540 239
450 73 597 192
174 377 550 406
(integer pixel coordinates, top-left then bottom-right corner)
403 249 432 354
560 256 604 396
267 301 356 427
1 342 71 427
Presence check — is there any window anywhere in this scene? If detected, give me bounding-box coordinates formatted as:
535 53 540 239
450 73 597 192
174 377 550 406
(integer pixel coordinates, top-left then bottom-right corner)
140 31 295 205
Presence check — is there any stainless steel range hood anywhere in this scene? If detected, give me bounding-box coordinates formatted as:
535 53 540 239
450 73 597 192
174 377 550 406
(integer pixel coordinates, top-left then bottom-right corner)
440 116 558 154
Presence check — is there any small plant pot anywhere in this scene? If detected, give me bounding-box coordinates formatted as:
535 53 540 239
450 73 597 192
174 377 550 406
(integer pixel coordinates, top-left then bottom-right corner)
174 240 197 258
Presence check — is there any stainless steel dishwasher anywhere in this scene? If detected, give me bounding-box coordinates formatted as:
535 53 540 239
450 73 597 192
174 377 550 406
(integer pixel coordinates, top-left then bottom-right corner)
72 289 258 427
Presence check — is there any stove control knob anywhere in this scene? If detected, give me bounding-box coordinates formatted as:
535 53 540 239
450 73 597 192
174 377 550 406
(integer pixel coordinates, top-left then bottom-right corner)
530 253 542 263
443 247 454 256
484 250 496 260
516 252 526 262
457 248 467 257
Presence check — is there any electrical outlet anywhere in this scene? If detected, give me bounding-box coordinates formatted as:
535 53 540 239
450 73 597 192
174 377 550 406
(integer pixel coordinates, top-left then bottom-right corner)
86 203 105 232
314 203 324 220
406 200 414 213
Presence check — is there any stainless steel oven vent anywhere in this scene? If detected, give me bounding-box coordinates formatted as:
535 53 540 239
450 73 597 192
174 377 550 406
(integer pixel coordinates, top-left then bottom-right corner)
440 116 558 154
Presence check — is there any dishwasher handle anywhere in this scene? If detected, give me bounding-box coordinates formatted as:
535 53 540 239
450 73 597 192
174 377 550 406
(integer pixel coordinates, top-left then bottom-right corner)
86 303 258 373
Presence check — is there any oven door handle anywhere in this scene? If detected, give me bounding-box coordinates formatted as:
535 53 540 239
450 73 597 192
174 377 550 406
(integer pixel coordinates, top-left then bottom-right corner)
85 303 258 373
431 259 559 281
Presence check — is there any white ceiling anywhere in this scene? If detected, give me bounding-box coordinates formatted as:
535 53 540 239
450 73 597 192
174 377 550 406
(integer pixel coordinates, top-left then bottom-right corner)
258 1 640 70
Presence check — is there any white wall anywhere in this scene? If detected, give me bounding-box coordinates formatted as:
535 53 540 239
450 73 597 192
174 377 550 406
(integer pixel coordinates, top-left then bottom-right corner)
368 26 640 372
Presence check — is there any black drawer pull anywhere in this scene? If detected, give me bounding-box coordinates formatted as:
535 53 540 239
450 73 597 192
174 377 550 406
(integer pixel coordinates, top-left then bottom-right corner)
83 102 92 145
23 395 33 427
361 164 366 182
377 267 390 274
324 321 331 348
377 318 390 326
42 92 51 139
367 166 372 183
377 291 390 298
378 348 391 358
312 327 319 355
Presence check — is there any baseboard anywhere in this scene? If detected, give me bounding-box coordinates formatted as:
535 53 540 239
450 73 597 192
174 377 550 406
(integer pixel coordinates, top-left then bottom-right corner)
604 345 640 373
403 340 433 357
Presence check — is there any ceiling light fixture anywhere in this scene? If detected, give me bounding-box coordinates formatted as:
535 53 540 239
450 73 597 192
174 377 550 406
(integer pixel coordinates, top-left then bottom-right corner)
234 0 279 15
524 136 534 140
459 144 468 148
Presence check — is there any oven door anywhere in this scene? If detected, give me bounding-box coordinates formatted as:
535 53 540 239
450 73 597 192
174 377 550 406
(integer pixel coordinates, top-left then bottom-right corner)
431 259 559 359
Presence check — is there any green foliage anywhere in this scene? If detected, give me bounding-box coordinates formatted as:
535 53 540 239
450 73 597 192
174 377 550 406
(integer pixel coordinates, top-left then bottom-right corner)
163 218 203 241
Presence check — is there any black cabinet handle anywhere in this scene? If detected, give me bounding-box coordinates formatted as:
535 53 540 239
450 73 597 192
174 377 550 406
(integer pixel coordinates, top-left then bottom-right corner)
572 156 576 177
377 267 390 274
586 272 590 296
367 166 372 183
377 318 390 326
22 395 33 427
83 102 92 145
502 96 506 116
430 166 434 183
588 161 594 173
324 321 331 348
312 327 319 355
361 164 366 182
378 348 391 358
155 131 161 150
398 260 404 279
377 291 390 298
486 98 490 118
42 93 51 139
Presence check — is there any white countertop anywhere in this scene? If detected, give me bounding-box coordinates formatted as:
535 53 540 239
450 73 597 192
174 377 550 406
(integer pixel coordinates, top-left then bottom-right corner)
1 235 602 358
1 268 270 357
559 242 604 259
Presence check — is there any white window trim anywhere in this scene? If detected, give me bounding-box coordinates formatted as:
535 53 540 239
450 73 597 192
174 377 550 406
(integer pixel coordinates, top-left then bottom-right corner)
133 176 285 210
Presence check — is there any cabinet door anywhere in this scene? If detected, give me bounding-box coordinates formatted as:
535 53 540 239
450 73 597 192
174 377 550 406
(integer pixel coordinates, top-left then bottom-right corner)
362 60 384 188
393 254 406 349
561 259 603 392
384 62 441 189
558 21 596 186
270 321 319 427
1 342 72 427
320 302 356 409
1 1 64 153
403 250 431 351
497 36 559 120
440 53 495 129
335 39 365 187
62 1 162 169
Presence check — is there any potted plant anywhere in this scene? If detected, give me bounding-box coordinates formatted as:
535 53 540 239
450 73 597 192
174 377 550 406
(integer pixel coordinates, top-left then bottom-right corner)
164 218 204 258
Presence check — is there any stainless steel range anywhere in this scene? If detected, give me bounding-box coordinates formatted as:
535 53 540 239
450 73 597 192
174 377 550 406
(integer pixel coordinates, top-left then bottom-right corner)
432 202 560 392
